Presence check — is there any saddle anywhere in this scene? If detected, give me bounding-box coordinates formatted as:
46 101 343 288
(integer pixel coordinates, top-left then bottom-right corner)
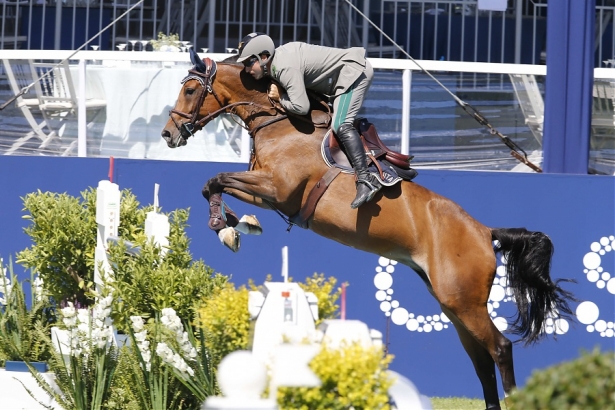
328 117 414 171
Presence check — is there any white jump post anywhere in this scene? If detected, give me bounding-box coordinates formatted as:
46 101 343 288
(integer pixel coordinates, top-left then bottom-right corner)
94 180 120 293
144 183 170 256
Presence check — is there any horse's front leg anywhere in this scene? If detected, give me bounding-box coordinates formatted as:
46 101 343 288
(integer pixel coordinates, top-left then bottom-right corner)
202 170 277 251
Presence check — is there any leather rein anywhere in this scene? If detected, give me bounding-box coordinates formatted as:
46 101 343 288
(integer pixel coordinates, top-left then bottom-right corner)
169 58 287 141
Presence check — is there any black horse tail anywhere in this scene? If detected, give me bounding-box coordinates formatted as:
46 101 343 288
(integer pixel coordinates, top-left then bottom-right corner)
491 227 575 345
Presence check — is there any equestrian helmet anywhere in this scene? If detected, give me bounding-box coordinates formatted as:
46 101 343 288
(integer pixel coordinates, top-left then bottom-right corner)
237 33 275 67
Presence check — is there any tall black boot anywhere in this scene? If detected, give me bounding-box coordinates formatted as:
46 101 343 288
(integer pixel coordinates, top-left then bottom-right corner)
337 123 381 208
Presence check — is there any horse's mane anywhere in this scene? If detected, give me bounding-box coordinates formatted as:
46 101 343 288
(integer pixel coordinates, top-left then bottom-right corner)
221 54 241 64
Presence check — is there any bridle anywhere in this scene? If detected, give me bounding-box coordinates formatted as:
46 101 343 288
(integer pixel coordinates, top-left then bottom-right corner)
168 57 289 146
169 58 251 141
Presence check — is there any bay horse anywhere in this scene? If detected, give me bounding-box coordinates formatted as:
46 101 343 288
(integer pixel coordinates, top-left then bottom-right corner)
161 52 573 409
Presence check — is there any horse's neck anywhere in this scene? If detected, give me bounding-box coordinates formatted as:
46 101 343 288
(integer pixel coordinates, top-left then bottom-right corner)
217 64 323 150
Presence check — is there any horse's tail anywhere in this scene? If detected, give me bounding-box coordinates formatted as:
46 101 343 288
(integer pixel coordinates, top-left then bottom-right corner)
491 227 575 345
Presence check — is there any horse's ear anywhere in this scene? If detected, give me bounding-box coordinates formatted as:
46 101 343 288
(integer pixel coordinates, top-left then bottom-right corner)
189 48 206 72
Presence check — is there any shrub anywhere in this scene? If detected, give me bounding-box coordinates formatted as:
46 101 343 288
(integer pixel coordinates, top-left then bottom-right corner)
277 343 394 410
197 274 342 370
196 283 251 370
105 209 227 331
0 258 53 365
17 188 149 306
509 348 615 410
297 273 342 325
16 187 227 331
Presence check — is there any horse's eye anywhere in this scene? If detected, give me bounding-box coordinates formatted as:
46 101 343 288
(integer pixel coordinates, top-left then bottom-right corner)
186 88 196 95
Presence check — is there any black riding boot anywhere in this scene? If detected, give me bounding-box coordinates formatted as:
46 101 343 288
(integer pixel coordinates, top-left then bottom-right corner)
337 123 381 209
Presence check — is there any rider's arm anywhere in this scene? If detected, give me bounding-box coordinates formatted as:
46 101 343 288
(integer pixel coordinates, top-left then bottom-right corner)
276 67 311 116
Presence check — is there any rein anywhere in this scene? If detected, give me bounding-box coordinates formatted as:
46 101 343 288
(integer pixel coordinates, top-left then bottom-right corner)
170 58 287 140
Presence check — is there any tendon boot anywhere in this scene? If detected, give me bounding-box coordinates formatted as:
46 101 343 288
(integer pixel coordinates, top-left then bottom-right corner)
336 123 382 209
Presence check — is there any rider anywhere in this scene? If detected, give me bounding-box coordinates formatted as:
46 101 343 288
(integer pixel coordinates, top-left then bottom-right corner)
236 32 381 209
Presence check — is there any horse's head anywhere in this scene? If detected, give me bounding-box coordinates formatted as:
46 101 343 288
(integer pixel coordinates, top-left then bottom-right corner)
161 49 270 148
161 49 225 148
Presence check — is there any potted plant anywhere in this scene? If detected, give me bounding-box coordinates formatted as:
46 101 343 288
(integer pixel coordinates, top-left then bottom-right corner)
150 32 181 52
0 258 54 372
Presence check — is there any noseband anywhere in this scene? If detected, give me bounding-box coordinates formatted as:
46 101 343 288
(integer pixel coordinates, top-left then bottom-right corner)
169 58 222 138
169 57 287 142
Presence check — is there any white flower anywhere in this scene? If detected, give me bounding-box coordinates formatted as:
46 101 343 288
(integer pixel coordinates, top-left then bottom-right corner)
156 342 194 377
130 316 145 332
77 308 90 325
61 302 76 319
62 316 76 328
134 330 148 342
33 276 44 302
131 317 152 372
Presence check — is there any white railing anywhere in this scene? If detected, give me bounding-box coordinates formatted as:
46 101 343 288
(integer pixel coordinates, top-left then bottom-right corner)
1 51 614 173
1 1 614 67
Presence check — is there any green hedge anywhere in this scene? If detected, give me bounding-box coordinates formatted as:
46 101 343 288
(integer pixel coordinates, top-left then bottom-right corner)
510 348 615 410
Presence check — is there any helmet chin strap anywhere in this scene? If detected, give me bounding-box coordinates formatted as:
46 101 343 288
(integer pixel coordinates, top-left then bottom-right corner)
259 56 272 76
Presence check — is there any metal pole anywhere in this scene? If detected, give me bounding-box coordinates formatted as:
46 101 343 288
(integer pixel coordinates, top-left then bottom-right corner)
77 59 87 157
515 0 522 64
401 69 411 156
362 0 370 49
208 0 216 52
55 1 62 50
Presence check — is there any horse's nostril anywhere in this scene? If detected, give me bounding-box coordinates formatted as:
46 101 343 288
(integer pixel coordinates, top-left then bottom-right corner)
161 130 170 139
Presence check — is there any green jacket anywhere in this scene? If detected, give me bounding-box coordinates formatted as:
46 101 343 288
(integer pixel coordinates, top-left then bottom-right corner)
268 42 367 115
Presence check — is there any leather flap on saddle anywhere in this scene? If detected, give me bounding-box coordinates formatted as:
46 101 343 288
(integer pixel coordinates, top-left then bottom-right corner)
355 118 414 169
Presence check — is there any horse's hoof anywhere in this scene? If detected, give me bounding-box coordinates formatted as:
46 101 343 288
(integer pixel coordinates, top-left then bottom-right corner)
235 214 263 235
218 227 240 252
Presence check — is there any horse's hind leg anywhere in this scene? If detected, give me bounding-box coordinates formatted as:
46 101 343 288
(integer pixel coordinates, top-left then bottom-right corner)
441 305 514 410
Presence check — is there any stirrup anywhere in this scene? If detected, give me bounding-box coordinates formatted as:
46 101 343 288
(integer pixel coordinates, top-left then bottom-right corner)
350 178 381 209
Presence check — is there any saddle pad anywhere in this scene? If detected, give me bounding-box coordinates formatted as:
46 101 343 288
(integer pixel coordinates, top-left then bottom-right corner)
320 130 402 187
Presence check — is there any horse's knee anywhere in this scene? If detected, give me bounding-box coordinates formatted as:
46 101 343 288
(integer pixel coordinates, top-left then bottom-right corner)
203 175 222 199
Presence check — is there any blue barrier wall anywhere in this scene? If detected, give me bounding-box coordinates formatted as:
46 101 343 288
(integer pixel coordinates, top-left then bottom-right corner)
1 156 613 398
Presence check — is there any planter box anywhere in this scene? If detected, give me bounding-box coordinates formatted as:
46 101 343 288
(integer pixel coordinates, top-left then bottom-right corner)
5 360 48 372
0 368 57 409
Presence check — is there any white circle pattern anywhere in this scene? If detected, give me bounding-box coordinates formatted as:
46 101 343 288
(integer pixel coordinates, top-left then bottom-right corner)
373 248 571 336
578 235 615 338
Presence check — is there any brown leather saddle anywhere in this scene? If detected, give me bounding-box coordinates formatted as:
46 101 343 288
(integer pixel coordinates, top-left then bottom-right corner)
328 117 414 172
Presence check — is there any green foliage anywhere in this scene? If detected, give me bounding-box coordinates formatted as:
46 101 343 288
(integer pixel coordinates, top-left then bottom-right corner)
430 397 505 409
278 343 394 410
297 273 342 325
198 274 342 370
197 283 251 370
509 348 615 410
16 187 227 331
150 32 181 50
0 259 53 365
125 313 211 410
17 190 98 306
106 209 227 332
28 316 120 409
106 347 142 410
17 188 150 306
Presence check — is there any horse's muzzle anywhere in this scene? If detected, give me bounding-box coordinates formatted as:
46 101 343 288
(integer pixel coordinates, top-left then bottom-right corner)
161 129 187 148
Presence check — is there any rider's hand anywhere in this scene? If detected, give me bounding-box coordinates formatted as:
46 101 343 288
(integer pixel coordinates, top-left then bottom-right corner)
268 83 281 101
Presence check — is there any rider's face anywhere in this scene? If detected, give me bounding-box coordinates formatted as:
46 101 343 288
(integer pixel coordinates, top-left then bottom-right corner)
244 55 265 80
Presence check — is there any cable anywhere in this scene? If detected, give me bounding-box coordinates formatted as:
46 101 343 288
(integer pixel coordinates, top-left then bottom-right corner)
343 0 542 172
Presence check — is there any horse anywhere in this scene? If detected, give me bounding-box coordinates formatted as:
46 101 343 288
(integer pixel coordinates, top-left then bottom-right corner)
161 51 574 410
